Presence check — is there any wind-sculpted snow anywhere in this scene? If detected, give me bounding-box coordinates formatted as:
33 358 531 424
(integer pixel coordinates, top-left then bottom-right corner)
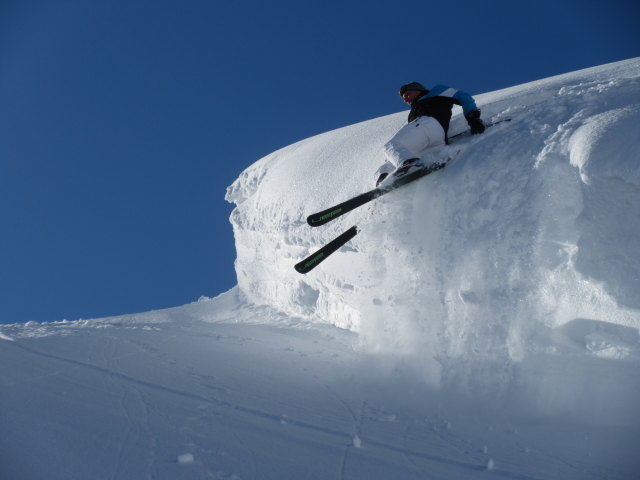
227 59 640 416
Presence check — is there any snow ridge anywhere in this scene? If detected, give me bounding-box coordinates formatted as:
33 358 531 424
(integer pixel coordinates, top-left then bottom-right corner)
226 58 640 419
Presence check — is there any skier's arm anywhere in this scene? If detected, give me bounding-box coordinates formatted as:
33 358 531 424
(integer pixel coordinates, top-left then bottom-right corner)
450 89 478 117
426 84 477 115
449 87 485 134
428 84 485 133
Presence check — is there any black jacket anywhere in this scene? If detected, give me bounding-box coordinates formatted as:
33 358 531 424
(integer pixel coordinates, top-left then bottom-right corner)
407 84 480 140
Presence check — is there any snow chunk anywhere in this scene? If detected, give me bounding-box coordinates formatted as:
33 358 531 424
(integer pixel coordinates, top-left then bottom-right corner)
569 105 640 186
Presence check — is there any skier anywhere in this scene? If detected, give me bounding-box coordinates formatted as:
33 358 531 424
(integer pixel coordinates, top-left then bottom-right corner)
375 81 485 186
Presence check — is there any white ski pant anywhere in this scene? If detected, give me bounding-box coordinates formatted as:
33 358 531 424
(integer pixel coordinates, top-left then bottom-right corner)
375 116 446 179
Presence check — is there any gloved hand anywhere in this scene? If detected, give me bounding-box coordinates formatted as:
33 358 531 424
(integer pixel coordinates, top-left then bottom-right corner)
466 110 485 134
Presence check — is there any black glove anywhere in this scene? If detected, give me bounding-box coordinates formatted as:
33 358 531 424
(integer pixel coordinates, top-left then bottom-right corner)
466 110 485 134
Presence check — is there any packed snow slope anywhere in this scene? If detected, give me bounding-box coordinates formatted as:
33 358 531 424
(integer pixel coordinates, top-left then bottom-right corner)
1 59 639 480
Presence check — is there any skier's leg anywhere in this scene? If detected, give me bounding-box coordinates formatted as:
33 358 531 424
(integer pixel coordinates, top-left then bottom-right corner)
383 116 445 166
412 116 446 156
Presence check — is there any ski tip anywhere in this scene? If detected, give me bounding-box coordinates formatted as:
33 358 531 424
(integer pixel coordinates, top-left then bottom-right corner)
294 225 359 274
307 214 328 227
307 206 344 227
294 251 325 274
294 263 310 274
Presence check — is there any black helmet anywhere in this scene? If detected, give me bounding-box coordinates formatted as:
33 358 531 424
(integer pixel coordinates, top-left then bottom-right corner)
399 82 426 97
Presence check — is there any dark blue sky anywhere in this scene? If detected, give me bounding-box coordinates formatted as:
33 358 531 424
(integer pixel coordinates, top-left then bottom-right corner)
1 0 638 324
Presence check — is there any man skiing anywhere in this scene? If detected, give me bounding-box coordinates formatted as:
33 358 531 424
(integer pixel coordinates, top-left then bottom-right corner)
375 81 485 186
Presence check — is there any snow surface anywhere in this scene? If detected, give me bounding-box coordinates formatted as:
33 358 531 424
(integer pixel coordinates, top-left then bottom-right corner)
2 58 640 479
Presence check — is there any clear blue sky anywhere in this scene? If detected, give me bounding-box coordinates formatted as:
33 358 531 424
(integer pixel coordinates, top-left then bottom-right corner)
1 0 638 324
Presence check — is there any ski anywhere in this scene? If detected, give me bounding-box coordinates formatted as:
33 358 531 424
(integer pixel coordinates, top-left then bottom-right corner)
295 118 513 274
294 226 359 274
307 159 448 227
306 118 510 228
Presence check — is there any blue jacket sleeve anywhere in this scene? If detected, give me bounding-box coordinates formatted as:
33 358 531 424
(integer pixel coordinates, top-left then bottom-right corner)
424 84 479 117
